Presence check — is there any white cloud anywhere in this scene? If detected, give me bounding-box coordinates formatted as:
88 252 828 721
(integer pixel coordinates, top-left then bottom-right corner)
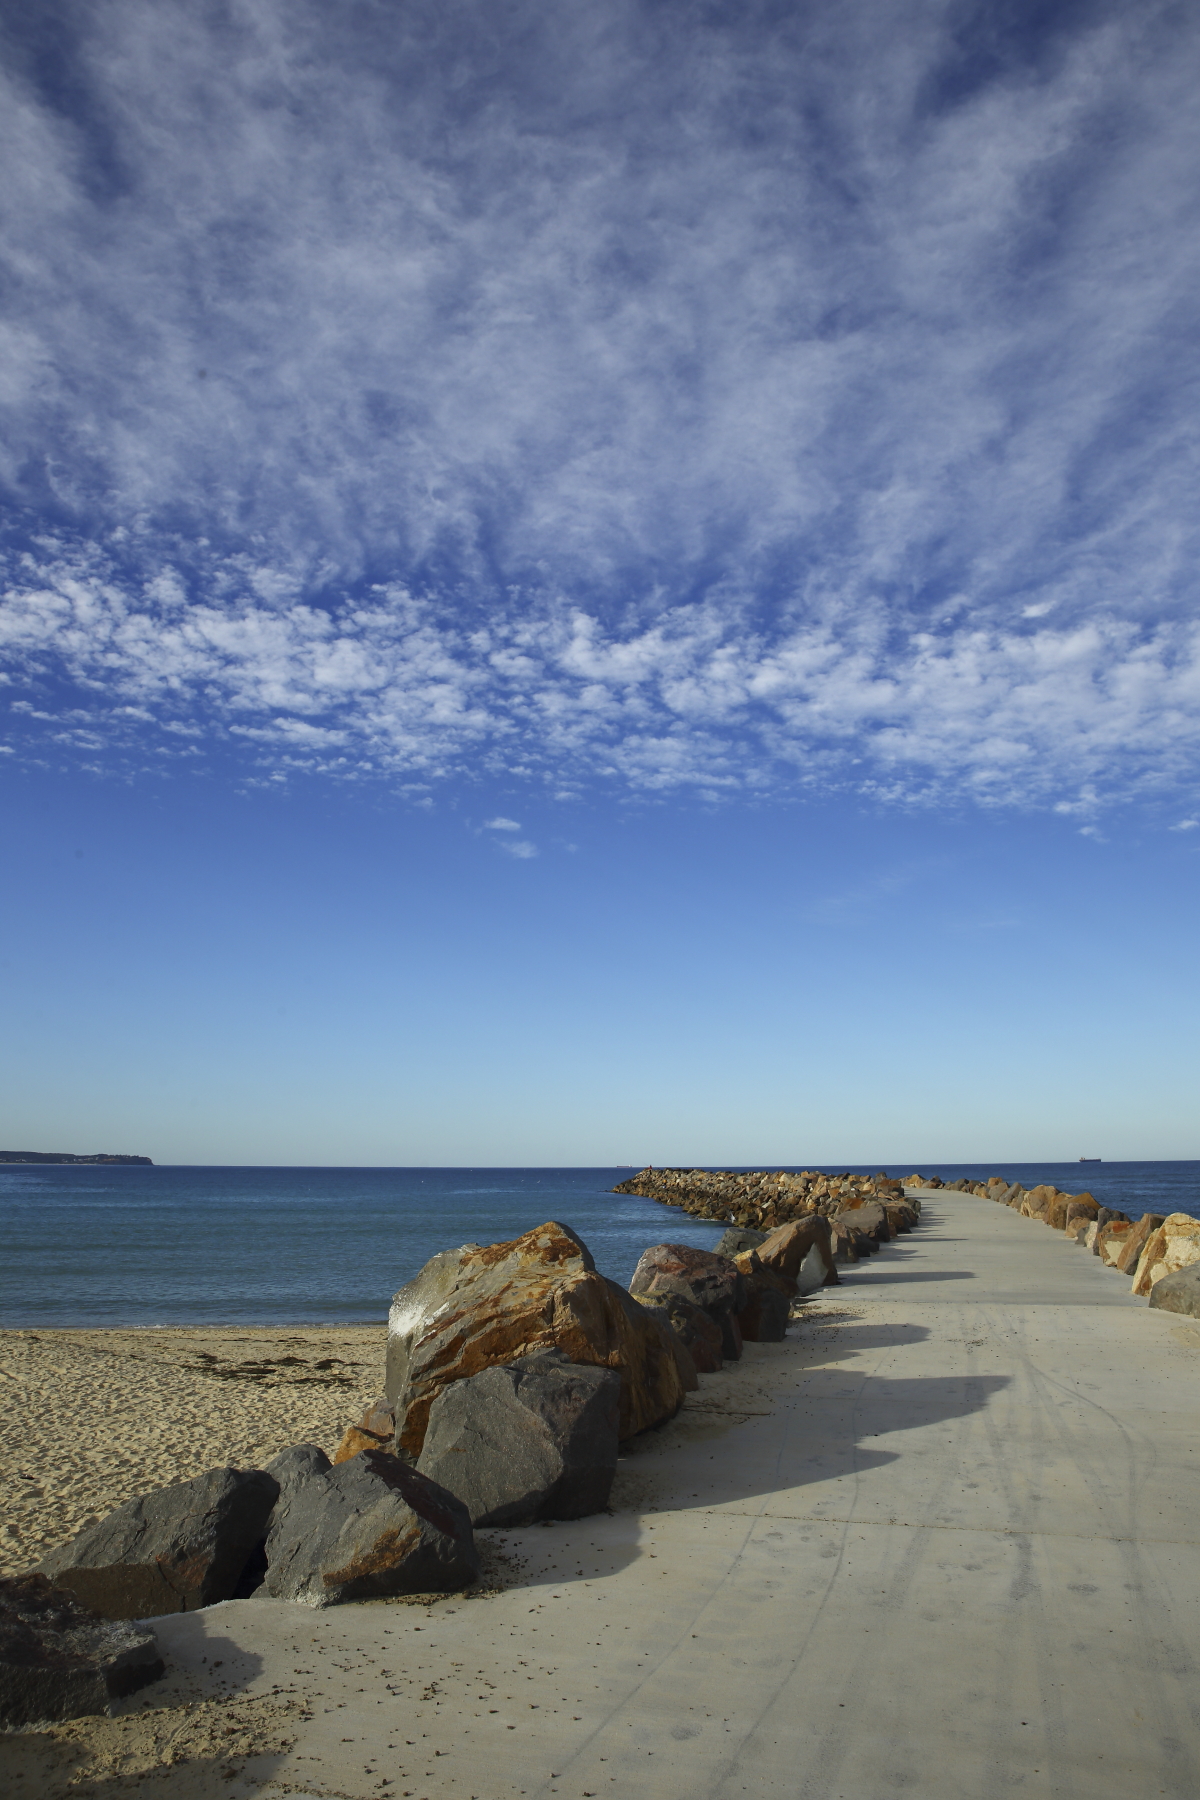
499 839 538 859
483 817 522 832
0 3 1198 815
1169 819 1199 832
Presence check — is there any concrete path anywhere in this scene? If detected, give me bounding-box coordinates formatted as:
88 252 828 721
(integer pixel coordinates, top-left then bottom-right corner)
150 1193 1200 1800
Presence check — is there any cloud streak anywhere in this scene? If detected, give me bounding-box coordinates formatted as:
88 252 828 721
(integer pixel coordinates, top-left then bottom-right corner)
1 1 1198 811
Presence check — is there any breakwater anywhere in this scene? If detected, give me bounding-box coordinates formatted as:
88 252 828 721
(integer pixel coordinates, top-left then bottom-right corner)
612 1165 908 1231
614 1166 1200 1311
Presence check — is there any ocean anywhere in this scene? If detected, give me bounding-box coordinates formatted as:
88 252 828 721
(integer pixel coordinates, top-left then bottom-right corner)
1 1160 1197 1329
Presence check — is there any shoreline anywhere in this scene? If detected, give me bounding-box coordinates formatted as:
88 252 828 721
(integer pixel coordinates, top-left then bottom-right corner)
6 1193 1199 1797
0 1325 385 1577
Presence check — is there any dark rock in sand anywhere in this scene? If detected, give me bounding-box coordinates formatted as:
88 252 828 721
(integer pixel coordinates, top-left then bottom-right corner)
262 1448 478 1606
735 1282 789 1342
1148 1263 1200 1319
416 1350 620 1526
0 1573 164 1727
39 1467 279 1621
635 1292 723 1373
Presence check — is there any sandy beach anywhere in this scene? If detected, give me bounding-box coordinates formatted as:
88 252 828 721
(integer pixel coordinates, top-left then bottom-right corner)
4 1194 1200 1798
0 1325 384 1577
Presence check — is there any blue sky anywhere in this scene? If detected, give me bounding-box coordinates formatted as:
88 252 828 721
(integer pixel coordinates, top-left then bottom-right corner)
1 0 1197 1163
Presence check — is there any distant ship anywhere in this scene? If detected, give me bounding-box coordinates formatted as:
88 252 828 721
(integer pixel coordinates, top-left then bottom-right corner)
1079 1156 1101 1163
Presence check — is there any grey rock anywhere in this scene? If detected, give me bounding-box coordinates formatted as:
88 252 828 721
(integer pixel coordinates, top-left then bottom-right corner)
0 1573 164 1727
633 1292 723 1372
834 1201 890 1244
262 1448 478 1606
39 1467 279 1620
265 1443 333 1497
1148 1263 1200 1319
417 1350 620 1527
714 1227 767 1258
741 1284 789 1341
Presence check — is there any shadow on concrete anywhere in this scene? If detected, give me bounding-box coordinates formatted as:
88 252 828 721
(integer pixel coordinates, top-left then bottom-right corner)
847 1267 976 1283
612 1367 1013 1520
804 1321 932 1353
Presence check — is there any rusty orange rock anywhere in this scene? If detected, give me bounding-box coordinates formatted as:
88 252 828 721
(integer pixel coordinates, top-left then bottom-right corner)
1132 1214 1200 1297
333 1425 392 1465
753 1218 838 1289
1114 1214 1165 1275
388 1222 687 1459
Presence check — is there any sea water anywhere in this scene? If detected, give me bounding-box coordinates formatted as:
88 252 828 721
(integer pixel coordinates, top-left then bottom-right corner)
1 1160 1196 1328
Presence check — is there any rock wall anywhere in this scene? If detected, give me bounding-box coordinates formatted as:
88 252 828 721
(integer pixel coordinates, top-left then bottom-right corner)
907 1174 1200 1300
611 1167 907 1232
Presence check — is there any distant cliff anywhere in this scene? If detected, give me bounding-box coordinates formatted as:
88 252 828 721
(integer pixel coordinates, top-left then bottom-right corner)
0 1151 153 1165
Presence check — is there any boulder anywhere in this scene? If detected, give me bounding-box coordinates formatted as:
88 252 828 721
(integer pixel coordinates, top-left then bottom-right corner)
0 1573 164 1728
1022 1185 1057 1220
1049 1194 1099 1231
1065 1217 1092 1243
834 1200 891 1245
1097 1220 1135 1265
416 1350 620 1526
333 1397 397 1464
266 1443 332 1494
634 1292 722 1373
1147 1263 1200 1319
629 1243 746 1319
1115 1214 1166 1275
713 1227 767 1258
830 1223 861 1263
388 1223 688 1457
733 1281 789 1342
262 1448 478 1605
39 1467 278 1621
754 1218 839 1289
1132 1214 1200 1297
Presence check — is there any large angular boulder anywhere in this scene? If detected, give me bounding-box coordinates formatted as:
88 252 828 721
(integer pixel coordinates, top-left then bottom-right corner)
262 1448 478 1606
629 1242 746 1317
634 1291 722 1373
1022 1185 1058 1220
1147 1263 1200 1319
754 1218 839 1290
1048 1193 1098 1231
0 1574 164 1728
416 1350 620 1526
1097 1220 1135 1265
39 1467 278 1621
731 1263 790 1342
1115 1214 1166 1276
834 1200 891 1245
629 1243 747 1360
387 1222 687 1457
1132 1214 1200 1297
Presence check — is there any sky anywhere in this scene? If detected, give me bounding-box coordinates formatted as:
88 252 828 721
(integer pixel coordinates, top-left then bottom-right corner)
1 0 1197 1164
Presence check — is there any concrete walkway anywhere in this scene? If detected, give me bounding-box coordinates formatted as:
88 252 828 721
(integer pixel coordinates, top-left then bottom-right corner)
150 1193 1200 1799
